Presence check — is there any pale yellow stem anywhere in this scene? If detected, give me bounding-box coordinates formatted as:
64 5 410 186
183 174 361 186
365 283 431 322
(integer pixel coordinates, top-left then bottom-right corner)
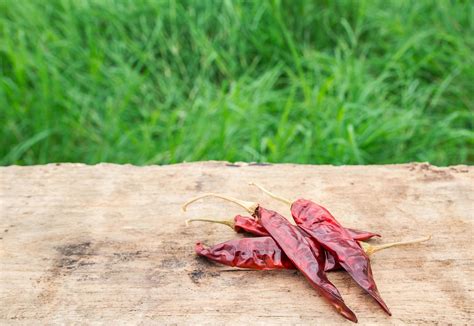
185 218 234 229
182 193 258 214
249 182 292 205
360 235 432 256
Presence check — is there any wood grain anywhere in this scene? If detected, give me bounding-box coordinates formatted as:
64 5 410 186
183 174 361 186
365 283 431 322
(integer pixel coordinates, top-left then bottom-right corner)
0 162 472 324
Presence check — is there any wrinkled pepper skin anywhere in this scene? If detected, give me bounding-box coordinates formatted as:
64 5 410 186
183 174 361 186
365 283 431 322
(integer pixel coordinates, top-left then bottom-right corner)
234 215 380 272
234 215 380 241
256 206 358 323
324 251 341 272
233 215 269 236
196 234 361 273
291 199 391 316
195 237 294 270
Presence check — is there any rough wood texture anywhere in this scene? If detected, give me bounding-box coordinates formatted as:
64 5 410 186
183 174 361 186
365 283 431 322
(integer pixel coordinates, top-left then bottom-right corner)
1 162 473 324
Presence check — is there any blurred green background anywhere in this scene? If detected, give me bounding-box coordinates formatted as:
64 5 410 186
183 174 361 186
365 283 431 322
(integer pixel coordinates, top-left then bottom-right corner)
1 0 473 166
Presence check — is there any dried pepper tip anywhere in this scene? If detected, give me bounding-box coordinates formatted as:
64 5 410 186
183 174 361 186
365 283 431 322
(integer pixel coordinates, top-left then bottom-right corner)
195 242 206 253
360 235 432 256
182 193 259 214
249 182 293 205
185 218 235 229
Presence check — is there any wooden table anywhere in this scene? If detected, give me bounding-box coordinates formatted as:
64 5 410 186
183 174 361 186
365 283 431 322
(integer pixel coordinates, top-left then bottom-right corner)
1 162 472 324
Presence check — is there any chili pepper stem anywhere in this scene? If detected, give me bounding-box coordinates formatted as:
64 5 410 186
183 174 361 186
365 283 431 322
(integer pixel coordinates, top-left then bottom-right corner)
182 193 258 214
185 218 234 229
249 182 293 205
361 235 432 256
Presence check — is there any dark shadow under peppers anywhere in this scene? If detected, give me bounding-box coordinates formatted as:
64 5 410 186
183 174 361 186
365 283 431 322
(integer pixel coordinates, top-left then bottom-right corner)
183 194 358 323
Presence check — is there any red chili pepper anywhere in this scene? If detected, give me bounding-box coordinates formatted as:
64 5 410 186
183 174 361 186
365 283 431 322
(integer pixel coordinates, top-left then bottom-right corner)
256 206 357 322
197 233 430 273
187 215 380 240
249 184 391 315
292 199 392 314
195 237 295 270
183 194 358 323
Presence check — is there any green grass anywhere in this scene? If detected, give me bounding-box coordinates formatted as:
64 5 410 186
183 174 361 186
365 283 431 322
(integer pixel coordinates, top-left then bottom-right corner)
1 0 473 165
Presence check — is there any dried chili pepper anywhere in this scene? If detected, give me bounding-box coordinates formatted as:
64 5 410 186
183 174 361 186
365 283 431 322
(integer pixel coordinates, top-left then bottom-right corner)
183 194 358 323
293 200 392 314
187 215 380 240
250 184 392 315
195 237 294 270
196 232 429 273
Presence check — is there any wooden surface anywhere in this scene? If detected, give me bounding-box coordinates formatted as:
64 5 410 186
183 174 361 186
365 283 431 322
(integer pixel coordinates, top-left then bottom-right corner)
0 162 473 324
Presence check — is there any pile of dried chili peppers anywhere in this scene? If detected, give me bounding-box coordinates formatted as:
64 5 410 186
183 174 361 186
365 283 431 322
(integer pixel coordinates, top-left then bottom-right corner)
182 184 430 323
